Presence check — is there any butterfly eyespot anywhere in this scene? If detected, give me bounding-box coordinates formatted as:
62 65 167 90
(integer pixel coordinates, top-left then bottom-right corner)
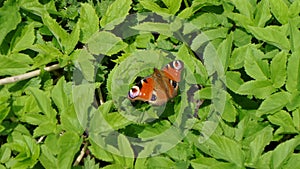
170 80 178 88
151 93 157 101
173 60 183 70
128 86 140 99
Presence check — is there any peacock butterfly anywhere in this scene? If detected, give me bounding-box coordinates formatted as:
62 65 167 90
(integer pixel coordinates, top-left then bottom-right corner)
128 60 184 105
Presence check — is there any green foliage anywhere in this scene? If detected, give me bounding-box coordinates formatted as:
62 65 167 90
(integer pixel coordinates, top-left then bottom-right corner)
0 0 300 168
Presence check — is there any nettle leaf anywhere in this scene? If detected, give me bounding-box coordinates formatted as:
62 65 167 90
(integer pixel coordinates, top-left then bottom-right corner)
289 19 300 53
268 110 298 135
6 132 40 169
257 91 291 117
146 156 176 168
246 26 290 50
100 0 131 29
217 33 233 72
225 12 254 28
0 0 21 45
191 157 237 169
270 136 300 169
162 0 182 14
57 132 82 169
10 22 36 53
74 49 96 82
289 0 300 18
42 13 79 54
117 134 134 167
197 134 244 167
293 109 300 132
286 51 300 92
287 91 300 111
132 22 173 37
39 144 57 168
246 126 273 166
139 0 169 14
225 71 244 92
237 80 276 99
229 0 254 18
51 77 68 112
233 29 252 47
84 156 99 169
79 3 99 43
269 0 289 24
0 55 30 76
87 31 127 56
191 13 228 29
229 45 249 69
270 51 287 88
29 88 56 121
283 154 300 169
254 0 272 27
244 47 269 80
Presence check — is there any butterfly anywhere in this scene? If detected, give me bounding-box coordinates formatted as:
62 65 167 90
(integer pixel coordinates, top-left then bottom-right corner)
128 60 184 105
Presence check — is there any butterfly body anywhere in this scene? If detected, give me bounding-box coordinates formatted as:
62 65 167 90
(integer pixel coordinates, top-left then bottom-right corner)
128 60 184 105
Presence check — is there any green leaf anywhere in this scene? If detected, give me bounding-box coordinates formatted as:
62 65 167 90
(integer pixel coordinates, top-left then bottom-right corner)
84 156 99 169
254 0 272 27
269 0 289 24
39 145 57 168
229 45 249 69
146 156 176 168
87 31 127 56
197 134 244 167
19 0 49 16
283 154 300 169
292 109 300 131
132 22 173 37
41 13 68 50
191 157 237 169
257 91 291 117
33 122 57 137
217 33 233 72
100 0 131 29
139 0 169 14
287 91 300 111
162 0 182 14
0 0 21 45
286 51 300 92
29 88 56 121
268 110 298 134
0 55 30 76
191 13 228 29
289 19 300 53
233 29 251 47
57 132 82 169
270 51 287 88
237 80 276 99
246 26 290 50
0 145 11 163
74 49 96 82
244 47 269 80
247 126 273 166
10 22 36 53
79 3 99 43
117 134 134 167
225 71 244 92
270 136 300 169
229 0 254 18
51 77 68 112
89 139 114 162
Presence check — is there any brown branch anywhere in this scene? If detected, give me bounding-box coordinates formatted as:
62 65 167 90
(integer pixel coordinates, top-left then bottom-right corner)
73 141 88 166
0 64 61 85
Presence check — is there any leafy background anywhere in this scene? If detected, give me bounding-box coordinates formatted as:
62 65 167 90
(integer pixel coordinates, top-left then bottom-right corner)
0 0 300 168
